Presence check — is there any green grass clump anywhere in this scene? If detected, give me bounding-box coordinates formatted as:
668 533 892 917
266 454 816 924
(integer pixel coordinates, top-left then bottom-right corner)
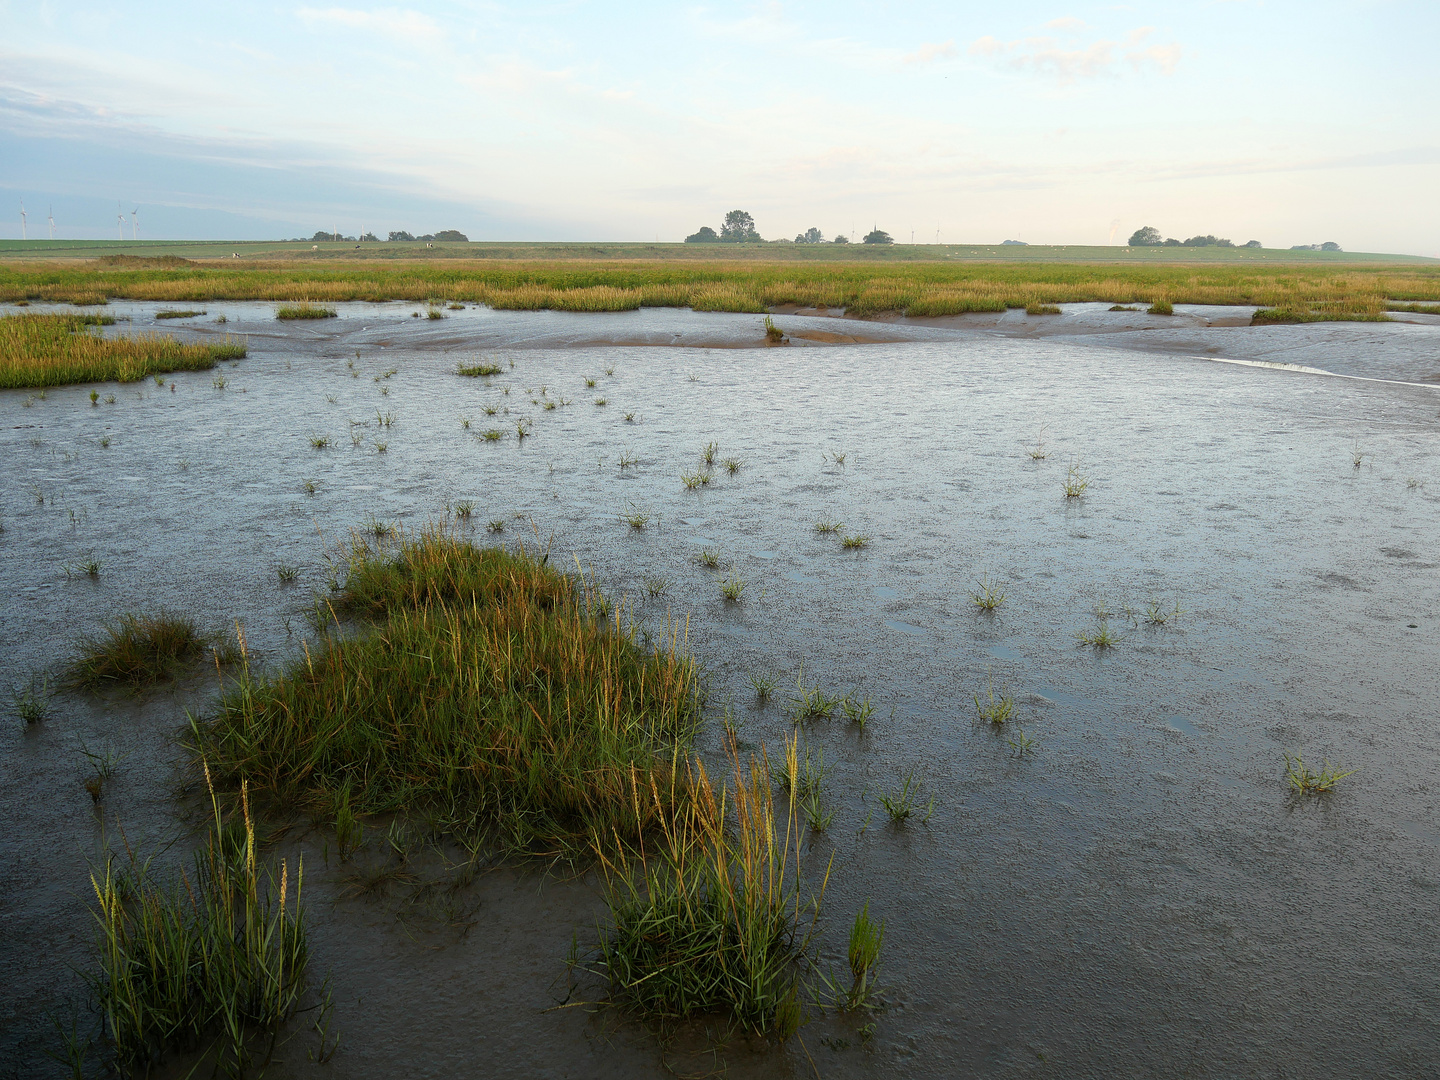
193 527 703 860
86 775 323 1077
1284 753 1355 794
588 743 819 1038
274 303 336 320
62 612 216 690
0 313 244 389
1147 298 1174 315
155 309 206 319
1025 302 1061 315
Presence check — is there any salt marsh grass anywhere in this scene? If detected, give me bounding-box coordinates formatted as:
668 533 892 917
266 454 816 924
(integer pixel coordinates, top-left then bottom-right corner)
0 313 244 389
971 574 1006 611
588 743 821 1038
194 528 702 860
62 612 215 690
275 303 336 320
879 770 933 824
85 773 323 1076
4 259 1435 325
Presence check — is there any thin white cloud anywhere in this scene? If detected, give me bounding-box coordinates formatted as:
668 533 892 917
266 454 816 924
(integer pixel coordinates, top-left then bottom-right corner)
969 25 1181 82
295 7 441 44
903 40 956 65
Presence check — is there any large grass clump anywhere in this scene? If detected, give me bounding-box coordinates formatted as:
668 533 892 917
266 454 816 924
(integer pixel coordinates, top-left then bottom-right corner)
194 527 704 859
86 776 320 1077
63 612 222 690
0 313 245 389
587 740 824 1038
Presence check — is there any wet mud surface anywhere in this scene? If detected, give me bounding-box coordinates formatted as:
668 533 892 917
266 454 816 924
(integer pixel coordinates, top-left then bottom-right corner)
3 303 1440 1077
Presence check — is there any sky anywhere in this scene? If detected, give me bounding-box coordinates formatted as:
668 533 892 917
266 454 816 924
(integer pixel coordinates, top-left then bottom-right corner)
1 1 1437 253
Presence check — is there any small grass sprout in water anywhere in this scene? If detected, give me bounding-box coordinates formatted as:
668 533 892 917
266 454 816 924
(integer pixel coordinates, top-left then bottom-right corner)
481 429 504 442
1063 462 1089 498
623 506 651 530
1008 730 1038 756
1028 428 1049 460
1285 753 1356 795
698 549 720 569
971 574 1006 612
486 519 505 533
456 362 502 377
1075 618 1118 648
12 673 50 724
453 500 475 519
974 674 1015 726
879 769 934 824
719 573 746 601
749 671 778 701
722 457 742 474
1144 598 1184 626
309 435 330 449
840 534 870 550
276 564 299 583
841 692 875 731
701 441 718 466
815 521 843 534
643 575 673 598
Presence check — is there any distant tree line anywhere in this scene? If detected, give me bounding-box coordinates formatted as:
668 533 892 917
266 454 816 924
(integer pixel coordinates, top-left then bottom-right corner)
292 229 469 242
1129 226 1338 252
684 211 895 245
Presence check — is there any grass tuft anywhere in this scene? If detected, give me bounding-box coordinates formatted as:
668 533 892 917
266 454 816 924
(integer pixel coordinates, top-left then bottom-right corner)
971 574 1006 612
275 303 336 320
1284 753 1355 795
457 362 503 377
588 744 818 1038
62 612 218 691
86 773 324 1075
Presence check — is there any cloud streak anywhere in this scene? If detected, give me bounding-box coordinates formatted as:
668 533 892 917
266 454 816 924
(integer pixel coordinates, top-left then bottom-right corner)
969 25 1182 83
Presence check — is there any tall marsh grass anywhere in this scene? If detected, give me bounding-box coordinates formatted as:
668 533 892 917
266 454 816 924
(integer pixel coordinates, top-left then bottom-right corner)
0 313 245 389
193 527 703 860
86 772 320 1077
588 738 825 1037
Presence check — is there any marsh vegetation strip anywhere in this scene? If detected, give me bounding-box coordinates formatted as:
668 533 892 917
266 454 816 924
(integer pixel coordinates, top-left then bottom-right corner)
3 259 1438 319
0 312 245 388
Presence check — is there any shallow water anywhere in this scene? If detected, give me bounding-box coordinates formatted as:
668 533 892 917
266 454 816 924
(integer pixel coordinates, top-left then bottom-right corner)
3 303 1440 1077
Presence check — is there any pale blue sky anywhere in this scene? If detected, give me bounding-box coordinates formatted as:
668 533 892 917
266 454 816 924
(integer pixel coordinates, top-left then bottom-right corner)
2 1 1437 252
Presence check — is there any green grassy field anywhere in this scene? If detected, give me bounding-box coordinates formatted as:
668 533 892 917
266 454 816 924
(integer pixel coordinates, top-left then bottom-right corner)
1 242 1436 320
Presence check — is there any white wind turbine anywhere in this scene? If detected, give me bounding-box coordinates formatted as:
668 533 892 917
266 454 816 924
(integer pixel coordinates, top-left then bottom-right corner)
117 203 126 240
48 205 55 239
131 208 139 241
20 199 27 240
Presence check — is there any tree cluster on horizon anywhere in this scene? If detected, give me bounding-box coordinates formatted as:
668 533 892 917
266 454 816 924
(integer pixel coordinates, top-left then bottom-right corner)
685 211 895 245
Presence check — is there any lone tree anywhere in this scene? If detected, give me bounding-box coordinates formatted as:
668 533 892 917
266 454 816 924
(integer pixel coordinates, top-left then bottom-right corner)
433 230 469 242
720 210 760 243
832 234 850 244
684 226 719 243
388 230 415 242
862 228 893 245
1128 225 1163 246
794 227 825 244
1321 241 1342 252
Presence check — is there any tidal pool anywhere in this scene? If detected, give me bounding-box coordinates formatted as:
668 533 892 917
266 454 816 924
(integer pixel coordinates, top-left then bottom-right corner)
3 303 1439 1077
